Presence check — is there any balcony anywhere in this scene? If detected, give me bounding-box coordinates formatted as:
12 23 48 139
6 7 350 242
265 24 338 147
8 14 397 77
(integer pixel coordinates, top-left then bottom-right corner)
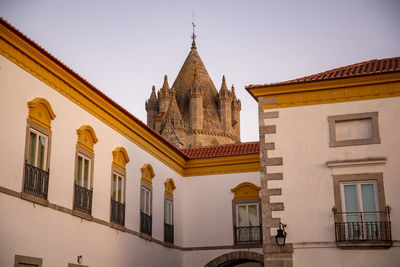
164 223 174 244
111 199 125 226
140 211 152 236
24 162 49 200
333 207 392 248
74 184 92 215
234 226 262 245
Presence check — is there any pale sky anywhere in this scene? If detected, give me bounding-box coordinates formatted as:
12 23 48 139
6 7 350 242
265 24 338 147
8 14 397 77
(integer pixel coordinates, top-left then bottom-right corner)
1 0 399 142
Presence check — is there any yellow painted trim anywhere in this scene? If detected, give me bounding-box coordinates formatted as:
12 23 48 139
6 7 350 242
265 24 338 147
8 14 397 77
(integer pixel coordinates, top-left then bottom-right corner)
27 97 56 131
141 163 155 186
0 22 261 177
76 125 98 154
247 73 400 110
112 147 130 171
183 154 260 177
164 178 176 198
231 182 261 200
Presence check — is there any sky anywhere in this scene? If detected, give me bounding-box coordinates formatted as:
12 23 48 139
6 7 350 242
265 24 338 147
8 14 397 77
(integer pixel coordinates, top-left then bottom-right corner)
1 0 400 142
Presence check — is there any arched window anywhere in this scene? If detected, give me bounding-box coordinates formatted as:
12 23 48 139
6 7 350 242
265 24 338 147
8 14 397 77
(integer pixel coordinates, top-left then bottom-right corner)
164 178 176 243
140 163 155 236
73 125 98 218
22 98 56 205
231 182 262 244
110 147 130 227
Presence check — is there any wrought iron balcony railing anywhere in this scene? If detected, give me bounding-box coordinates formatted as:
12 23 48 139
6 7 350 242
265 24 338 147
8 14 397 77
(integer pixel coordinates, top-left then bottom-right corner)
234 226 262 244
140 211 152 236
333 207 392 243
111 199 125 226
164 223 174 243
24 162 49 199
74 184 92 214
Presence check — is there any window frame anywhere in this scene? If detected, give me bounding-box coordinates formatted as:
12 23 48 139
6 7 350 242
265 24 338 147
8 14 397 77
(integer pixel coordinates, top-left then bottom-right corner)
140 182 152 216
328 112 381 147
232 199 262 245
15 254 43 267
22 120 52 205
111 168 125 204
164 197 173 226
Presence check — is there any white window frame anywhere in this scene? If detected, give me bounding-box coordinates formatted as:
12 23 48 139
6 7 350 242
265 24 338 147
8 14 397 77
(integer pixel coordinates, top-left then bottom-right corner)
164 198 173 225
236 203 260 227
340 180 379 215
112 171 125 203
76 152 92 189
141 186 151 215
27 128 48 170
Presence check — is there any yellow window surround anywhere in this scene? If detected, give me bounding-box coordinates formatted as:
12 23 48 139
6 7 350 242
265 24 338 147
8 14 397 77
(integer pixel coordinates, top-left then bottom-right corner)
76 125 98 154
27 98 56 131
164 178 176 198
141 163 155 186
231 182 261 200
112 147 130 171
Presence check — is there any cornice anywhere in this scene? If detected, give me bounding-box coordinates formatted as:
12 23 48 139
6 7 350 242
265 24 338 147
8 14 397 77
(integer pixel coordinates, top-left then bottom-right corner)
0 21 260 177
247 72 400 109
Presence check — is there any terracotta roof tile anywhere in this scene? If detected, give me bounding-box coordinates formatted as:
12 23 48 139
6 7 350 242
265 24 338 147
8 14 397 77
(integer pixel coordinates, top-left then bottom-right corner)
181 142 260 158
246 57 400 89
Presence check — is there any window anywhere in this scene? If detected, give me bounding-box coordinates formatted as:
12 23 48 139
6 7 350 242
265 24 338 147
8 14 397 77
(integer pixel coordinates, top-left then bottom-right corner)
164 178 175 243
110 147 129 227
231 182 262 245
73 125 98 218
15 254 43 267
328 112 380 147
332 173 392 247
23 98 55 205
140 164 155 236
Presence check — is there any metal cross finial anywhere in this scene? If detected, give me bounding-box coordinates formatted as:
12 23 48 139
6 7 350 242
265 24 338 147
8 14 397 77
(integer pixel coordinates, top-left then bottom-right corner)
191 11 197 48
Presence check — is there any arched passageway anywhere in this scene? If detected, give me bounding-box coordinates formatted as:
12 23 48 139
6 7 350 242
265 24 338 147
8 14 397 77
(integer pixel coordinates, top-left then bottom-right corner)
204 251 264 267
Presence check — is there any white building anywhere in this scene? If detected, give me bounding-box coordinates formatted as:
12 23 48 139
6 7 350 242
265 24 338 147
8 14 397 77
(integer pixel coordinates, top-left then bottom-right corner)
247 57 400 267
1 17 399 267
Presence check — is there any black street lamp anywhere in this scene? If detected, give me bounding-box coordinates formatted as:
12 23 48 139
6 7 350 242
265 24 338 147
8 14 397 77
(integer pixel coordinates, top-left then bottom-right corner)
275 223 287 246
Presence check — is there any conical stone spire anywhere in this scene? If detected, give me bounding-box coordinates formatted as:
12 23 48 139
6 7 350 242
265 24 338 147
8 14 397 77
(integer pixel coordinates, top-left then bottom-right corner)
219 75 231 100
160 75 170 98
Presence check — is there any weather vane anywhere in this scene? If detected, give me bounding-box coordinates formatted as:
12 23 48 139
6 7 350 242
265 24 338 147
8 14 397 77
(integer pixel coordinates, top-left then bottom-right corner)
191 11 196 46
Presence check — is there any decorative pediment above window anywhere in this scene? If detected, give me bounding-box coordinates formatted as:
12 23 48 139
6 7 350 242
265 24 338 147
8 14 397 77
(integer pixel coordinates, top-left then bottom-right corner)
76 125 98 153
112 147 130 171
27 98 56 131
231 182 261 200
164 178 176 198
141 164 155 186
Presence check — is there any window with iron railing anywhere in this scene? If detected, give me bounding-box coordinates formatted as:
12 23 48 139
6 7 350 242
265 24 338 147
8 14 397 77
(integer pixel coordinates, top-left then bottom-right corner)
333 207 392 243
233 203 262 244
140 211 152 236
111 171 125 226
74 184 92 214
24 162 49 199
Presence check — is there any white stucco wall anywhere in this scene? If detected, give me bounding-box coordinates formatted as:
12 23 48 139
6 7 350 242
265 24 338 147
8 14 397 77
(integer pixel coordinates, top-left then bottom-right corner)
263 96 400 266
0 54 263 267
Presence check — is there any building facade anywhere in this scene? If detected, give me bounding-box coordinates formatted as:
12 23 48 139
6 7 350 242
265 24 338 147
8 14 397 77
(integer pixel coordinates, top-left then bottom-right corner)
145 40 241 148
247 58 400 267
0 18 262 267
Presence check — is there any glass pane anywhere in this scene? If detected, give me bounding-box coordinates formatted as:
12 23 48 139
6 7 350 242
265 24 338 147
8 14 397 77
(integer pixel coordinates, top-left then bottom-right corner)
76 156 83 185
362 184 377 222
117 176 122 202
112 174 117 200
141 188 145 211
83 159 89 188
238 206 247 226
28 131 37 165
37 135 46 169
145 190 150 214
344 184 359 222
248 205 258 226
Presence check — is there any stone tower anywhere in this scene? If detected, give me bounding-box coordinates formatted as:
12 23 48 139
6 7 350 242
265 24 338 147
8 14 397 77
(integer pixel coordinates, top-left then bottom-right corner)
145 40 241 148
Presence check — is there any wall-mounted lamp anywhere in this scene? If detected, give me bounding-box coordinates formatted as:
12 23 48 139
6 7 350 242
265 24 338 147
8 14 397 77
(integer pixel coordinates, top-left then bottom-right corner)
77 255 83 264
275 223 287 246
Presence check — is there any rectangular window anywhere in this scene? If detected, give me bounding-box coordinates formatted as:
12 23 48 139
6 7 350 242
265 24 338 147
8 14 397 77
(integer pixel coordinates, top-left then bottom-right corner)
110 170 125 227
15 255 42 267
141 187 151 215
164 199 173 225
76 153 91 188
164 198 174 243
233 201 262 245
140 184 152 236
27 129 48 170
112 172 124 203
332 173 392 246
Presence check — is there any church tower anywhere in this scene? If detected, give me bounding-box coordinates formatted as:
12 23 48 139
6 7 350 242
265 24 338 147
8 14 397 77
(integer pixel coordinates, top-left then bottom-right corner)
145 36 241 148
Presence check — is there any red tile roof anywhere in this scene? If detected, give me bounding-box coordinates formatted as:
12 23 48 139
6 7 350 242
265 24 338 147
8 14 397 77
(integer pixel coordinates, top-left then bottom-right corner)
181 142 260 158
246 57 400 89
